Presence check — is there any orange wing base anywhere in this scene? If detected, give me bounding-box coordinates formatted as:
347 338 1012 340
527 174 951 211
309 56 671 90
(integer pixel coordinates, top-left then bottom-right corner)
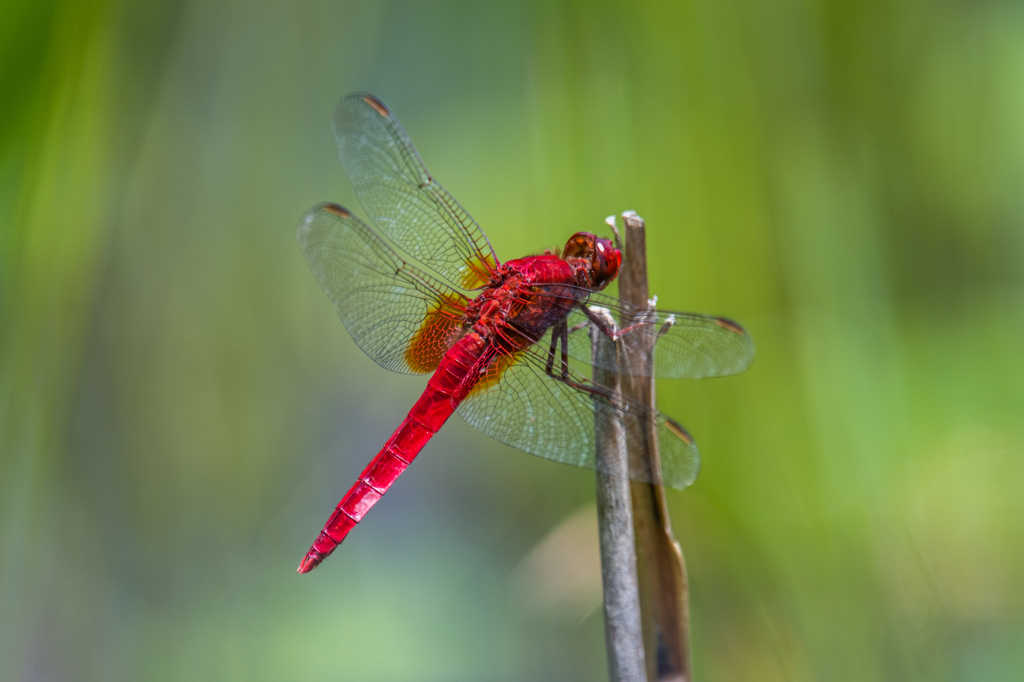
405 294 468 373
461 255 498 290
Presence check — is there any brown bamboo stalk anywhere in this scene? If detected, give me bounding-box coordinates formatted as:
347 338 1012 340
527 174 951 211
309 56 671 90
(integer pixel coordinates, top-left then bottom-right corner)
617 211 693 682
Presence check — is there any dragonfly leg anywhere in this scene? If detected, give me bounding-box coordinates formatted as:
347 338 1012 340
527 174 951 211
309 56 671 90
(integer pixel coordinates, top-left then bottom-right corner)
544 320 573 381
544 329 558 376
580 304 653 340
555 372 617 404
580 304 616 337
559 320 570 380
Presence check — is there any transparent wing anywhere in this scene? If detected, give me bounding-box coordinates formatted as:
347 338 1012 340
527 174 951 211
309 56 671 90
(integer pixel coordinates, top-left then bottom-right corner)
334 93 499 290
516 285 755 379
297 202 470 375
456 341 700 490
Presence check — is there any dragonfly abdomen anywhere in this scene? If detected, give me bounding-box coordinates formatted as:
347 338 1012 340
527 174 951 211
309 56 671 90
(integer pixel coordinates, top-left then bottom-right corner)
298 333 489 573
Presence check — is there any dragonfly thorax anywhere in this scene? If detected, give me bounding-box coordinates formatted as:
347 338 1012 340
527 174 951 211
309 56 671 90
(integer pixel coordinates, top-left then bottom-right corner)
465 272 527 336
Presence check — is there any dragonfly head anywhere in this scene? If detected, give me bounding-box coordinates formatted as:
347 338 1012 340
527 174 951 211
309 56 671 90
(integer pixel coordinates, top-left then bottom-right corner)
562 232 622 290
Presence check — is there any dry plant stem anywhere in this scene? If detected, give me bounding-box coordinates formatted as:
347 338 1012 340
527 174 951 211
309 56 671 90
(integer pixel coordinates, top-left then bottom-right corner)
592 309 647 682
618 211 693 682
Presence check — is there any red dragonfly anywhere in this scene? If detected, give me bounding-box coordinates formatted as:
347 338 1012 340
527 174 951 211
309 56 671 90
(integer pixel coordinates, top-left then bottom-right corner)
295 93 754 573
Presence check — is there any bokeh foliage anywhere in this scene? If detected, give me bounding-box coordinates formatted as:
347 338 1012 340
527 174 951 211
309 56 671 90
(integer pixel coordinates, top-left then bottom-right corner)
2 0 1023 680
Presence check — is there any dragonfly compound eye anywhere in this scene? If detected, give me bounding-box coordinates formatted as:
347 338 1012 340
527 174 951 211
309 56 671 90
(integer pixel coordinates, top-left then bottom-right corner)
562 232 596 260
591 237 621 290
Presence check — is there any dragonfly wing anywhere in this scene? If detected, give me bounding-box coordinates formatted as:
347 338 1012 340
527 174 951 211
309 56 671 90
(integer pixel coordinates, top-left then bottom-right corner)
334 93 499 290
649 311 753 378
297 202 470 375
554 290 755 379
456 342 700 489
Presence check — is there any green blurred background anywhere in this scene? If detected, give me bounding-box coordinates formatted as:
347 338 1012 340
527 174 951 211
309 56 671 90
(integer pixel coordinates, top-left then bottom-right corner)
3 0 1023 680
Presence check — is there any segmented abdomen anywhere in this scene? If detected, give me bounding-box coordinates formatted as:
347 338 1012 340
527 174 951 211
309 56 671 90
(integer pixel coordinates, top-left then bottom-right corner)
298 332 490 572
